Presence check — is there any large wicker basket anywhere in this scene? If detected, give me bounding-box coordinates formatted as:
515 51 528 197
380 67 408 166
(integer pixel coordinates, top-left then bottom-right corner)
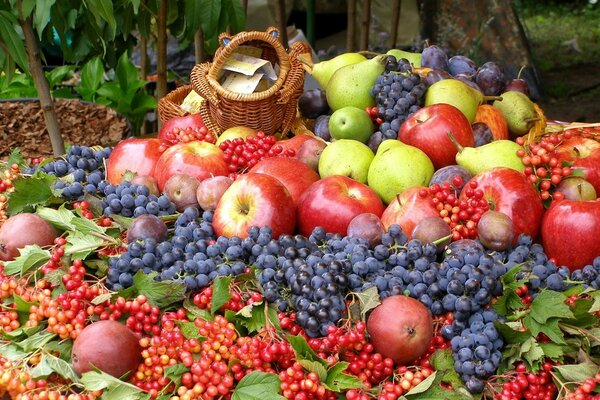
157 84 193 123
190 27 310 136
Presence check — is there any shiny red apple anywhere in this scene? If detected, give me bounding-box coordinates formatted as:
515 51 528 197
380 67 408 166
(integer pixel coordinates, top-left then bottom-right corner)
212 173 296 239
553 136 600 194
399 104 474 169
158 113 214 146
380 186 439 239
249 157 320 206
297 176 385 237
276 134 314 155
153 141 229 191
106 138 162 184
461 167 544 240
542 199 600 271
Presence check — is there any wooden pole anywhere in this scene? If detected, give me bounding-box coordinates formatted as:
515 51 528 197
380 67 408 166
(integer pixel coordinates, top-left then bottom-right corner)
156 0 168 129
194 29 205 63
139 34 148 135
347 0 356 52
17 0 64 156
359 0 371 51
390 0 401 48
242 0 248 14
274 0 288 48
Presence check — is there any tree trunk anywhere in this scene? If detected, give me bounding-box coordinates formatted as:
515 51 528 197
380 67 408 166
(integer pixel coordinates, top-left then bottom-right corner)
347 0 356 52
156 0 168 129
194 29 205 64
17 0 65 156
359 0 371 51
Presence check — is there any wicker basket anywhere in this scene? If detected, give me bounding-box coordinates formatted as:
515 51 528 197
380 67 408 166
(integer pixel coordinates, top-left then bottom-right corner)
157 84 193 123
190 27 310 136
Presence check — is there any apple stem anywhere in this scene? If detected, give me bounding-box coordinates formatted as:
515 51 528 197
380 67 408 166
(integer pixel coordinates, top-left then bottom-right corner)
432 234 453 246
447 131 464 153
483 95 503 102
517 64 527 80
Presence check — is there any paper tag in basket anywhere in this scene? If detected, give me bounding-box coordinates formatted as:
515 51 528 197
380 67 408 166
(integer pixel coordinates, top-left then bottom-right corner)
221 71 265 94
222 53 277 81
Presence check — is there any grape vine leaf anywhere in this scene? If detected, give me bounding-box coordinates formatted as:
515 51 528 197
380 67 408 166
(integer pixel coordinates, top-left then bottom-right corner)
287 335 328 368
37 205 76 231
231 371 286 400
523 316 565 344
65 231 105 260
2 245 51 276
7 174 60 215
351 286 380 321
322 362 362 392
210 276 232 314
232 301 281 334
528 290 574 323
494 264 531 316
554 361 599 383
130 271 187 308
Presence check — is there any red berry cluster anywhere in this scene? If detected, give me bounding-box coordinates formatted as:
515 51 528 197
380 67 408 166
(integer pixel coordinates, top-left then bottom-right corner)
218 131 295 178
365 106 383 125
516 133 571 202
278 312 305 336
420 178 489 240
0 163 19 193
192 286 263 312
563 373 600 400
158 126 216 152
73 200 94 219
279 362 337 400
490 362 558 400
92 295 162 336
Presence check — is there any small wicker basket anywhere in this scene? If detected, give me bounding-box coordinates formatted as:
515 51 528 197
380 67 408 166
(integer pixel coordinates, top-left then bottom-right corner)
190 27 310 136
157 84 193 123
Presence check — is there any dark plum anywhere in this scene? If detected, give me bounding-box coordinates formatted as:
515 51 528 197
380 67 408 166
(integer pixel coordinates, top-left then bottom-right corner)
454 74 483 93
448 55 477 77
421 45 449 71
472 122 494 147
424 69 452 87
429 165 472 193
475 62 505 96
299 89 330 119
127 214 168 243
313 115 331 141
477 210 514 251
411 216 452 252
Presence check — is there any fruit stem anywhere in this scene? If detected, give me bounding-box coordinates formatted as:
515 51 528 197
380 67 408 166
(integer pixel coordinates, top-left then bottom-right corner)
524 117 540 123
358 50 383 58
296 54 314 73
516 65 527 80
447 131 464 152
432 234 452 246
483 95 503 102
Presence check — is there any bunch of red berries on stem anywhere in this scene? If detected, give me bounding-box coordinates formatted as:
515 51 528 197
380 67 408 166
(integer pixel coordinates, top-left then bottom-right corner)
279 362 337 400
73 200 94 220
218 131 296 179
158 126 216 152
278 311 305 336
92 295 162 336
562 372 600 400
419 178 489 241
192 285 263 312
0 163 20 193
485 361 558 400
515 133 572 202
365 107 383 125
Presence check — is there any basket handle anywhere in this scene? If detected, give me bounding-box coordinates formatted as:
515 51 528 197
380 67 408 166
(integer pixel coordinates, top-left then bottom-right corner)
206 27 291 101
191 62 219 105
278 42 311 103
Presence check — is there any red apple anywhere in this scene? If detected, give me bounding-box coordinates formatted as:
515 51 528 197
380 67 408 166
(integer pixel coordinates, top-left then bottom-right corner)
474 104 509 140
276 134 314 155
106 138 162 184
212 173 296 239
399 104 474 169
380 187 439 239
296 176 385 237
367 295 433 365
249 157 320 206
196 176 233 211
153 141 229 191
542 199 600 271
461 167 544 240
158 113 214 147
553 136 600 194
555 177 597 201
296 137 327 171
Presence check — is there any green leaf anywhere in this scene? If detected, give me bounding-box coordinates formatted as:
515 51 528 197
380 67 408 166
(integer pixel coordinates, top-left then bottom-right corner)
554 362 599 383
231 371 286 400
590 291 600 313
81 369 145 399
44 353 79 382
429 349 466 390
33 0 56 39
13 294 34 313
0 11 28 71
222 0 245 33
78 56 104 100
6 148 26 170
404 372 437 396
211 276 232 314
91 293 112 305
116 51 138 92
0 344 28 361
37 205 75 230
2 245 51 276
65 231 104 260
287 335 328 367
7 174 58 215
30 356 54 378
323 362 362 392
521 337 545 369
164 363 188 387
176 320 206 341
84 0 117 39
298 360 327 382
539 343 565 361
17 331 56 352
21 0 36 18
352 286 380 321
183 297 214 321
191 0 221 36
132 271 187 308
523 315 565 344
44 339 73 360
232 301 281 334
71 216 107 236
529 290 574 324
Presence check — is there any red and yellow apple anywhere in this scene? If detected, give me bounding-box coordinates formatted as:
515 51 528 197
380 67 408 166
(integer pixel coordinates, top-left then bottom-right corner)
380 186 439 238
553 135 600 194
106 138 162 184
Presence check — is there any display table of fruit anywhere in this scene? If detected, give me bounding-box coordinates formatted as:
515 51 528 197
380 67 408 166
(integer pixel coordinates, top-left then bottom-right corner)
2 36 600 400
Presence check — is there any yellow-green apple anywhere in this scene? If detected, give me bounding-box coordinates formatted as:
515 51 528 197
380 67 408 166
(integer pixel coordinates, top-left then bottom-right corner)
329 106 374 143
196 176 233 211
380 186 439 238
213 173 296 239
367 295 433 364
319 139 374 183
555 177 597 201
368 140 434 203
249 157 319 206
553 135 600 194
297 176 385 236
460 167 544 240
474 104 509 140
153 141 228 191
215 126 256 147
542 198 600 271
399 103 474 169
296 137 327 171
106 138 162 184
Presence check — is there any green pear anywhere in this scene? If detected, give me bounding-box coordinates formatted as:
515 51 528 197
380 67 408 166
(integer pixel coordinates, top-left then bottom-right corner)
310 52 366 90
326 55 387 111
367 140 434 204
449 133 525 175
424 79 497 123
318 139 374 183
386 49 422 67
493 91 537 137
